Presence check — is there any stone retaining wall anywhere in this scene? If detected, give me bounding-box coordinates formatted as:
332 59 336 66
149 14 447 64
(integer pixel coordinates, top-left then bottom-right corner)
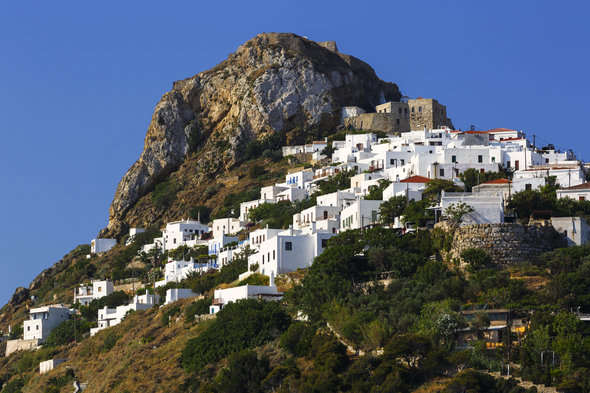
445 222 560 267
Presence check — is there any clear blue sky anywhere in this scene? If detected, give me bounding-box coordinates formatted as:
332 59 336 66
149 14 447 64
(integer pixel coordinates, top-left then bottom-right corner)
1 1 589 305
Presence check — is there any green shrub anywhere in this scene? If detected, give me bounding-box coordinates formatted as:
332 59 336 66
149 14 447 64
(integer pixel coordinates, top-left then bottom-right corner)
162 306 181 327
248 164 266 179
181 299 291 372
184 297 213 322
102 331 121 352
152 180 180 210
461 248 492 271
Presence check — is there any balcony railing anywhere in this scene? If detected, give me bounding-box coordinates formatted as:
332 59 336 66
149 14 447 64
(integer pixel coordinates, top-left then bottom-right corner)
212 298 224 305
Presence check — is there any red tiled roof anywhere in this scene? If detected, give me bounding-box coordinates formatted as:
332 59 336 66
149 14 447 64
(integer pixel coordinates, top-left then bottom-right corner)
559 182 590 190
400 175 431 183
481 178 511 185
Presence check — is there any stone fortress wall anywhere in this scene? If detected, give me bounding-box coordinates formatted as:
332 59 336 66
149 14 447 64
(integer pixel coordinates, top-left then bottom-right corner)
343 97 454 133
441 222 561 267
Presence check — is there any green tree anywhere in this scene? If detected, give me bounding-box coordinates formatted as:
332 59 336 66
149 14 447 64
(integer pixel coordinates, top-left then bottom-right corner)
422 178 463 200
317 168 358 195
217 349 270 393
444 202 475 221
402 199 435 225
365 179 393 200
460 168 506 192
461 248 492 271
380 195 407 225
181 299 291 372
384 334 433 385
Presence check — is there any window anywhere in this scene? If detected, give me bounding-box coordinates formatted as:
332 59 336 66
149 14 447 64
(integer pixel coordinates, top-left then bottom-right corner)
262 255 265 263
580 196 586 201
492 157 496 162
273 250 276 260
98 287 102 292
398 108 402 114
545 158 549 163
321 239 328 248
36 325 39 330
451 155 456 163
412 107 415 113
285 242 292 251
525 184 532 191
419 107 422 112
27 326 30 331
396 119 400 125
515 160 520 170
390 159 394 165
507 161 511 168
478 155 483 163
440 168 445 177
401 159 405 165
480 169 485 174
404 108 408 114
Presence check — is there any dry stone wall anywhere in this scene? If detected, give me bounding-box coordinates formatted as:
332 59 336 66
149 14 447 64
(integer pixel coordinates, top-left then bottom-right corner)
446 222 560 266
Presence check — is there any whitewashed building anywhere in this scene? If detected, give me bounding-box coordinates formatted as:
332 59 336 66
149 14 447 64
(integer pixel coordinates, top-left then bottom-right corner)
556 182 590 202
74 280 114 306
91 291 159 336
211 279 283 314
248 228 336 276
340 199 383 230
212 217 244 240
552 217 590 247
240 199 275 222
90 238 117 254
23 306 72 343
439 190 505 225
165 288 199 305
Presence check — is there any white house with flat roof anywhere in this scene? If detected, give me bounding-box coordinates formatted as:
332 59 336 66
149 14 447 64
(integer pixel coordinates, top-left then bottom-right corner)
156 258 215 288
552 217 590 247
211 280 283 314
439 190 504 225
74 280 114 306
340 199 383 231
248 228 336 276
294 205 343 230
24 306 72 343
91 291 159 336
165 288 199 305
240 199 275 222
212 217 244 240
276 187 308 202
91 238 117 254
285 170 314 189
316 190 356 209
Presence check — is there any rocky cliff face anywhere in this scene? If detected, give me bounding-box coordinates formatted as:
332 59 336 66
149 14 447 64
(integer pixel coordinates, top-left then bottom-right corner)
100 33 401 239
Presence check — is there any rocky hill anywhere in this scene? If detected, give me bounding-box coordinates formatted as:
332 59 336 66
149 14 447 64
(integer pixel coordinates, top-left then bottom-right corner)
99 32 401 240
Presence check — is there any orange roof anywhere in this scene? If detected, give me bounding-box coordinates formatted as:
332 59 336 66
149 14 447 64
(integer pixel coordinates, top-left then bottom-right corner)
559 182 590 190
400 175 431 183
481 178 511 185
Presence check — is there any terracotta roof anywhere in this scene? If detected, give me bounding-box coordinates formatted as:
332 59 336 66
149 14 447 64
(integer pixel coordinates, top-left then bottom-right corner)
313 141 326 144
481 178 511 185
499 137 524 141
485 128 518 133
559 183 590 190
400 175 431 183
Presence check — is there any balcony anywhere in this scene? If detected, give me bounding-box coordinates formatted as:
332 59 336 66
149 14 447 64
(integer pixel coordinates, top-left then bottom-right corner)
212 298 224 305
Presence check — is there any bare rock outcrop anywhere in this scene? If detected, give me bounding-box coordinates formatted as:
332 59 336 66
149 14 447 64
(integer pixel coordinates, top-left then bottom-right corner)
100 33 401 239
